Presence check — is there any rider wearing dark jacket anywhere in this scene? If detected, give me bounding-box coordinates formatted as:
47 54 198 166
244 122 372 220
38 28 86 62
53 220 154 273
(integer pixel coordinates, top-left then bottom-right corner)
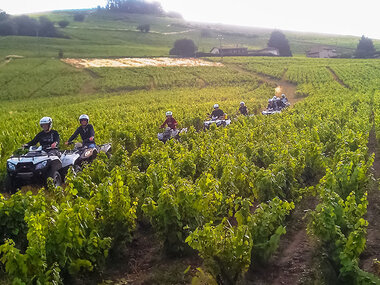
211 104 225 118
27 130 60 149
24 117 60 155
66 114 96 148
239 102 248 116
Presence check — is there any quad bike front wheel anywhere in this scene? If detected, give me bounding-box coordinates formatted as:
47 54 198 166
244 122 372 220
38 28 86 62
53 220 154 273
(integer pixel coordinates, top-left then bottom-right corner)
47 169 62 187
4 174 19 194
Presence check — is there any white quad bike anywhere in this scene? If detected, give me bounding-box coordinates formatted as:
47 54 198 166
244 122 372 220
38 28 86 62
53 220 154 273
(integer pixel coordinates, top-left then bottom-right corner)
60 142 112 176
5 146 63 193
157 128 187 143
262 100 291 115
204 116 232 129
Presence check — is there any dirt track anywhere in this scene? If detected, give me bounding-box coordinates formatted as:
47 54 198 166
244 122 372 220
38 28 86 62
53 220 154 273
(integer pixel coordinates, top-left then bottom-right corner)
62 57 224 68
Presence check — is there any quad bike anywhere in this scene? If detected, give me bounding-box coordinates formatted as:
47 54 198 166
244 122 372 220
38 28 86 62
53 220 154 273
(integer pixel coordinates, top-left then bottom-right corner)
262 101 290 115
157 128 187 143
60 142 112 176
5 146 62 193
261 108 282 115
204 116 232 129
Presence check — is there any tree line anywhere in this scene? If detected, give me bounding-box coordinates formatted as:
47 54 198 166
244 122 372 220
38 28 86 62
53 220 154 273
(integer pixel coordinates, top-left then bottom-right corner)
105 0 182 18
0 10 62 37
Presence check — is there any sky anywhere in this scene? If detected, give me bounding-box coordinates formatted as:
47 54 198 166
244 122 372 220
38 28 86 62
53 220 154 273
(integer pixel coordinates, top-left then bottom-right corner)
2 0 380 39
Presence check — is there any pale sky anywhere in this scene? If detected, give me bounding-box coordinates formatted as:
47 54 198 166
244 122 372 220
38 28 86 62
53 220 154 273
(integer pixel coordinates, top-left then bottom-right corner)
2 0 380 39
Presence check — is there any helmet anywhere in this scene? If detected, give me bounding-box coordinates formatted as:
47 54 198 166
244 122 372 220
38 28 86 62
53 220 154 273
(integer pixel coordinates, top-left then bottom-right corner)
268 99 271 102
281 94 286 98
240 102 245 105
39 117 52 130
166 111 173 116
79 114 89 122
213 104 219 108
272 96 277 100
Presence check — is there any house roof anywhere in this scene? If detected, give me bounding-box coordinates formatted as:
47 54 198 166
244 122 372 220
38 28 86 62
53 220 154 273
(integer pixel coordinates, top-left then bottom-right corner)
306 46 337 53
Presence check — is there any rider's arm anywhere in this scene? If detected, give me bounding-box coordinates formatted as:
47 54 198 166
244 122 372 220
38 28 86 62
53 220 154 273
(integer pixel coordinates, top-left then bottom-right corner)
53 131 60 148
89 124 95 138
26 132 41 147
160 119 168 128
67 127 80 143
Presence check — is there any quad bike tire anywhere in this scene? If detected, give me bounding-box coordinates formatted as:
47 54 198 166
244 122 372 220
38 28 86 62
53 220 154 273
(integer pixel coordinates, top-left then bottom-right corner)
46 168 63 187
4 174 19 194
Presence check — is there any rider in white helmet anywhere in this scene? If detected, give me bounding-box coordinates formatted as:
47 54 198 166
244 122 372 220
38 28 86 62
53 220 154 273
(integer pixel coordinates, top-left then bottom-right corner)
23 116 60 151
160 111 178 130
239 102 248 116
210 104 225 119
65 114 96 148
281 93 288 104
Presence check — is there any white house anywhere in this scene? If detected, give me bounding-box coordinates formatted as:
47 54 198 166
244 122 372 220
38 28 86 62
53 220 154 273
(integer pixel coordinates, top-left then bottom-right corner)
306 47 338 58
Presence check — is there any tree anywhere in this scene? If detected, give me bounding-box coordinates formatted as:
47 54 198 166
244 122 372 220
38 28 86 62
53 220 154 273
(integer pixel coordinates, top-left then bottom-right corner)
355 35 376 58
58 20 69 28
38 16 59 37
13 16 39 36
106 0 164 15
0 9 9 22
0 20 16 35
137 24 150 33
73 14 85 22
169 39 197 57
267 30 292 57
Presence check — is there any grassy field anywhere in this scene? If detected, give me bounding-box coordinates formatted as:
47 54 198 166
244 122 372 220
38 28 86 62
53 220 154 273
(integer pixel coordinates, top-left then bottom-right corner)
1 9 380 58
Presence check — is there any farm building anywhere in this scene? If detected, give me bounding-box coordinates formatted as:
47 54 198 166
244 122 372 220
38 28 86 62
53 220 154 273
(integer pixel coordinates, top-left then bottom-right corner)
248 47 280 56
210 47 248 56
306 47 338 58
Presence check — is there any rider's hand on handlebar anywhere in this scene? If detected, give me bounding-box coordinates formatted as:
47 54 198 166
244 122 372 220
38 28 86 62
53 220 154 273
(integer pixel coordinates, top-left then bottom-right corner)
65 141 69 146
89 136 94 141
51 142 57 148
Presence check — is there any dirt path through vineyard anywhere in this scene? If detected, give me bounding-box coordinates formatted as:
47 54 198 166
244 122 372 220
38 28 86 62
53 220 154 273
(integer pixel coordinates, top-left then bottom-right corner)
359 112 380 276
245 196 318 285
229 64 299 105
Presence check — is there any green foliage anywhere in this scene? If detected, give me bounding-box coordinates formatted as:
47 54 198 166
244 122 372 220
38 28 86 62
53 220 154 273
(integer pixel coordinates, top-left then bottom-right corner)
186 219 252 285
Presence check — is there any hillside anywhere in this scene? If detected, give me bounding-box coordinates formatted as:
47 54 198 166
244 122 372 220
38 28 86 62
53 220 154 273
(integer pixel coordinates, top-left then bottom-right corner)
0 9 379 58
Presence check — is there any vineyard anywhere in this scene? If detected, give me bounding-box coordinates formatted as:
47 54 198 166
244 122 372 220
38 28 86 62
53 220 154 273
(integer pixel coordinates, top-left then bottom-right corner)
0 56 380 285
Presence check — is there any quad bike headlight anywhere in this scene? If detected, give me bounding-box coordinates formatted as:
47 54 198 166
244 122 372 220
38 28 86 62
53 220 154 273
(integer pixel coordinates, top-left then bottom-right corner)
7 162 16 171
84 150 92 157
35 160 48 170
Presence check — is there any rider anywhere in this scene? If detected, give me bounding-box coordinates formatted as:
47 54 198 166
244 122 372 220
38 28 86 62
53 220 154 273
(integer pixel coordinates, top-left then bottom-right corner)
210 104 225 119
267 99 274 109
65 114 96 148
239 102 248 116
160 111 178 130
281 93 288 104
23 117 60 154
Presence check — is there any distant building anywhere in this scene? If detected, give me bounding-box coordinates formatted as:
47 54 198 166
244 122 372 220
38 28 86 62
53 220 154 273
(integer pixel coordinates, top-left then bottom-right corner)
197 46 279 58
248 47 280 56
306 47 338 58
210 47 248 56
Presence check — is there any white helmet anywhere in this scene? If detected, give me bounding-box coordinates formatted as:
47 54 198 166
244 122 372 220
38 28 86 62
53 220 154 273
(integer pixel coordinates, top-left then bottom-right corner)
39 117 52 130
268 99 272 102
272 96 277 100
213 104 219 109
281 93 286 98
166 111 173 116
79 114 89 122
240 102 245 105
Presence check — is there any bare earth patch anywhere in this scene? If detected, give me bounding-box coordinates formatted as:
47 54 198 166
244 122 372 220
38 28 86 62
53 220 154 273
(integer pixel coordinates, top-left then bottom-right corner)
62 57 224 68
